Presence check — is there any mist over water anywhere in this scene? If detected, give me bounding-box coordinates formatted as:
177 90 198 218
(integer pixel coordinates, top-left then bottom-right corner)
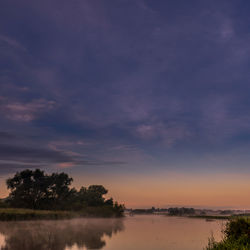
0 218 124 250
0 215 224 250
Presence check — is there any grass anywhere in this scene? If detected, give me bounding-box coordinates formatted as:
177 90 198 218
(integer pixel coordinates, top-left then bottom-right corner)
0 208 76 221
0 207 124 221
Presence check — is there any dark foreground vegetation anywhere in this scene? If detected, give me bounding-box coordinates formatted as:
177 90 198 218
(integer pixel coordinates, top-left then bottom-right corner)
206 218 250 249
0 169 124 220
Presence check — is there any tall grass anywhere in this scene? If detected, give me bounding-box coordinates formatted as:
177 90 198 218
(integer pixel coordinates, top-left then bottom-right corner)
0 206 124 221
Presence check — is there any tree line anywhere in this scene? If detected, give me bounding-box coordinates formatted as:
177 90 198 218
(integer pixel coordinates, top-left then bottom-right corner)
168 207 195 216
3 169 123 214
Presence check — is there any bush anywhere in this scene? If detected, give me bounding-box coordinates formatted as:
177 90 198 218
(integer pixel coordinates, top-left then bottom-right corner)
206 218 250 249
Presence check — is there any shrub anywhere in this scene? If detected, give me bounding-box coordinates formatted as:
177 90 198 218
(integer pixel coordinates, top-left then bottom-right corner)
206 218 250 249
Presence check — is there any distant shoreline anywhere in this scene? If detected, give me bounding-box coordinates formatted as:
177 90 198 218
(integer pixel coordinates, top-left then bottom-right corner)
0 208 124 221
126 210 250 221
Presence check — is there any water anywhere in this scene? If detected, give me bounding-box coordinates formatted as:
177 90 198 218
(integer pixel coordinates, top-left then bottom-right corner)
0 215 224 250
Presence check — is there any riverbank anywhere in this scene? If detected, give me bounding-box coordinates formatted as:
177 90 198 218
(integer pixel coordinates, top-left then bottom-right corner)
0 207 124 221
188 215 230 220
189 214 250 220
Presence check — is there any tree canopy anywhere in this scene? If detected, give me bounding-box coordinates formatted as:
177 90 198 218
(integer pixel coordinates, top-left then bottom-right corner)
6 169 122 212
168 207 195 216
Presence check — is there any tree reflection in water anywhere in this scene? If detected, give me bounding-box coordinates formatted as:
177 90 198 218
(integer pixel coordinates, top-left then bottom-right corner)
0 218 124 250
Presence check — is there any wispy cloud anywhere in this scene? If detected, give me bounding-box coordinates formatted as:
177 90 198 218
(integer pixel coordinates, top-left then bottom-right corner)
135 122 192 146
0 35 26 51
0 144 73 163
0 98 56 122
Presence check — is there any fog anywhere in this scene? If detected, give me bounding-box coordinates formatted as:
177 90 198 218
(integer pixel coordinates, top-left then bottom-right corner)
0 218 124 250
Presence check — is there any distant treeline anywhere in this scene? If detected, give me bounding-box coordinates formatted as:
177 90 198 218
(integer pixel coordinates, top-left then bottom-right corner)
168 207 195 215
129 207 195 215
0 169 124 217
129 207 238 216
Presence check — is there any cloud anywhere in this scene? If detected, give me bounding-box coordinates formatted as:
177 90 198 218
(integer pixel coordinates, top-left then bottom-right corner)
0 131 15 140
1 0 250 177
56 162 75 169
199 95 250 143
0 162 46 175
0 35 26 51
0 144 73 164
78 160 126 166
0 140 127 174
0 98 56 122
135 122 192 146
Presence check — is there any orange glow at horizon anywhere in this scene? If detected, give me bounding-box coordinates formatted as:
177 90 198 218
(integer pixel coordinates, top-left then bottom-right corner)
1 171 250 209
72 171 250 209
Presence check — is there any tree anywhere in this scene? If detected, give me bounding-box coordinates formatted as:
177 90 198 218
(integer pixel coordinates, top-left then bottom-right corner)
48 172 73 209
5 169 124 215
6 169 49 209
86 185 108 206
76 185 108 207
6 169 73 209
168 207 195 216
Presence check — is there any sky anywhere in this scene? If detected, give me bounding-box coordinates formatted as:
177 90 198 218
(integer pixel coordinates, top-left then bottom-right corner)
1 0 250 208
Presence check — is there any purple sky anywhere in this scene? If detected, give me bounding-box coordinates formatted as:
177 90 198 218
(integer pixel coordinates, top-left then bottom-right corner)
1 0 250 207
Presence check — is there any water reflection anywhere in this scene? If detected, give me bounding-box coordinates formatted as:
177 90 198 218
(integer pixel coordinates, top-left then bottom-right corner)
0 218 124 250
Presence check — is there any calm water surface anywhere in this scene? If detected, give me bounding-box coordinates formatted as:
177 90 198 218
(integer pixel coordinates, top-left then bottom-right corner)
0 215 224 250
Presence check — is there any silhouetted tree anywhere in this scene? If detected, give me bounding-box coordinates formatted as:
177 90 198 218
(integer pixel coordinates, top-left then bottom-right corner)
86 185 108 206
7 170 75 209
5 169 124 214
168 207 195 216
47 172 74 209
6 169 50 209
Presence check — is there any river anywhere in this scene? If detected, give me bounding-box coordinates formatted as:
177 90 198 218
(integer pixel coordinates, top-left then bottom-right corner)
0 215 225 250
